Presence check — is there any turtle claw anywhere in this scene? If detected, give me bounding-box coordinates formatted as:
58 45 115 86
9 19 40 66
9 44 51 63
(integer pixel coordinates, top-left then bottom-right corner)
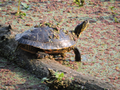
36 52 49 59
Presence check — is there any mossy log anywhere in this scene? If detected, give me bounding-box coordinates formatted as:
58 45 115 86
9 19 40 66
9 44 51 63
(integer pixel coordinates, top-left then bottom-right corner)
0 24 116 90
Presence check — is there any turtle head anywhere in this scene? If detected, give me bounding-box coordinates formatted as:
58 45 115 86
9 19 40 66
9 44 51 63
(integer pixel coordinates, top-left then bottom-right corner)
74 20 89 38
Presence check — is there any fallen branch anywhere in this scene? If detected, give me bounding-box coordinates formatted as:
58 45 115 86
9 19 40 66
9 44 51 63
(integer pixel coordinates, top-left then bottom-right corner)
0 24 116 90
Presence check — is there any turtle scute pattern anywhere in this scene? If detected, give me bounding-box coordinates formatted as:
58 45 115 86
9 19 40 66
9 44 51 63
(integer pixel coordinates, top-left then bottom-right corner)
15 26 76 50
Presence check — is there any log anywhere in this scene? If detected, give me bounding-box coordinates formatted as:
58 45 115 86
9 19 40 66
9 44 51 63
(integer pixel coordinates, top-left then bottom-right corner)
0 24 116 90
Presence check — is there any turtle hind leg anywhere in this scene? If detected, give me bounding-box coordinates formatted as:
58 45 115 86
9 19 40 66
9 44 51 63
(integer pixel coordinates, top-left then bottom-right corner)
36 51 49 59
73 47 81 62
52 54 66 60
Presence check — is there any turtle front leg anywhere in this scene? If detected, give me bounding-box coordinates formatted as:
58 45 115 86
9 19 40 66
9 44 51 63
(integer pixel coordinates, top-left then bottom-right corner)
72 47 81 61
36 51 49 59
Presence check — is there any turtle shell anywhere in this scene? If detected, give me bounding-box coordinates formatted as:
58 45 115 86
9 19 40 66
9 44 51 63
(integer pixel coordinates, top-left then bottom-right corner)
15 26 76 50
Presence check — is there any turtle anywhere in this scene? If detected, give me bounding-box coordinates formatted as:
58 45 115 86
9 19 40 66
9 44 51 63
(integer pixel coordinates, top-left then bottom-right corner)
15 20 89 61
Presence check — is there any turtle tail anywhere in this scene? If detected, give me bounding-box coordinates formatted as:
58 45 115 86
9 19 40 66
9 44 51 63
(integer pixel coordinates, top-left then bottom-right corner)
73 47 81 61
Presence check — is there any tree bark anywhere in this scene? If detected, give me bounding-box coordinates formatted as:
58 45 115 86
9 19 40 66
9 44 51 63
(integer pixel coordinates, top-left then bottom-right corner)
0 24 116 90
